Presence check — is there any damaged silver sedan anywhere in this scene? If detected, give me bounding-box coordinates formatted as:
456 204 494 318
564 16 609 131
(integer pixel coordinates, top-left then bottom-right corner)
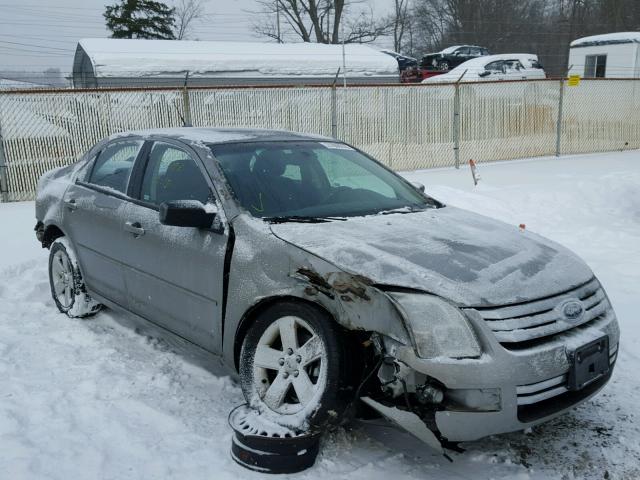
35 128 619 449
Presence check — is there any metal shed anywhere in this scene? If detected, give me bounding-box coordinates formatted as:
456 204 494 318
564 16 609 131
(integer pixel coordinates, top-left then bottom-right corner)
72 38 399 88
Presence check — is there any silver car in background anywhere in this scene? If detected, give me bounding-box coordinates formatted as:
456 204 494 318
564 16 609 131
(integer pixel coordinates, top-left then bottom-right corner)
35 128 619 448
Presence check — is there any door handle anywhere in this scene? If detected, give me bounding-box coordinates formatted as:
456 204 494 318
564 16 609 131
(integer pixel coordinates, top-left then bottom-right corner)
124 221 145 237
64 198 78 211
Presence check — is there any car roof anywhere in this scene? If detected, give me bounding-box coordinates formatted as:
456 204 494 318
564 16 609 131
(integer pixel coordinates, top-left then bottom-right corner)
442 53 539 73
107 127 334 145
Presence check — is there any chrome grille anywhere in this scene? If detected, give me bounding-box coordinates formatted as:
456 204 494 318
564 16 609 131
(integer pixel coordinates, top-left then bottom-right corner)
473 278 610 345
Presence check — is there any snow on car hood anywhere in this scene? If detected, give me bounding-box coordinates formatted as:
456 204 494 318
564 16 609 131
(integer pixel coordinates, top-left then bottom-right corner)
270 206 594 307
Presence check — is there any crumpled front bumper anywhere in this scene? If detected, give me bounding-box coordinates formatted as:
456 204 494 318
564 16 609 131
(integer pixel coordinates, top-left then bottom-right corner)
391 308 620 442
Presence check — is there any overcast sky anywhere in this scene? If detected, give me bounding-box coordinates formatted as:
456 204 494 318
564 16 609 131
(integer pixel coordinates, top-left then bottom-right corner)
0 0 393 78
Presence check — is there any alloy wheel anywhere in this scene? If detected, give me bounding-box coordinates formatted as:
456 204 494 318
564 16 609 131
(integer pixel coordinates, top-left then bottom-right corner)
252 316 327 415
51 250 74 309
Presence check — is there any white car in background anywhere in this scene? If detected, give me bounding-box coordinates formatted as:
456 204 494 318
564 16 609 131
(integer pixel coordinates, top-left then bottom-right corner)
423 54 546 83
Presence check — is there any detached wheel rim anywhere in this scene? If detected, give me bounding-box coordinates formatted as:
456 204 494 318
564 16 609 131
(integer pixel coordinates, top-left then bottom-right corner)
52 250 73 309
253 316 327 415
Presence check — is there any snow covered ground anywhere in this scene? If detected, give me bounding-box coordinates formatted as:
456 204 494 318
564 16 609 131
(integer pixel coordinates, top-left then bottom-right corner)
1 150 639 479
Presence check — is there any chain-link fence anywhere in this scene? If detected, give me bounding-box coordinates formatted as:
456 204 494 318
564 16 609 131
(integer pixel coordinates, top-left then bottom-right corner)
1 79 638 202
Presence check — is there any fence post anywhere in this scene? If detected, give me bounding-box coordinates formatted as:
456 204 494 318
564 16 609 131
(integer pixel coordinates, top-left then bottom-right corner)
453 70 467 169
331 84 337 139
182 72 192 127
330 68 340 139
0 124 8 203
555 78 565 157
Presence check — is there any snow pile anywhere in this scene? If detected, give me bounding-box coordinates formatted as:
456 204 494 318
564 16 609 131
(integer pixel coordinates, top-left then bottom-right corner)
1 150 639 478
0 78 45 90
0 98 70 140
78 38 399 79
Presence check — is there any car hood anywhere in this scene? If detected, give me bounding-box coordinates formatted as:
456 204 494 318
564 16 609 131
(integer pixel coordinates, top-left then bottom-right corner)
270 207 594 307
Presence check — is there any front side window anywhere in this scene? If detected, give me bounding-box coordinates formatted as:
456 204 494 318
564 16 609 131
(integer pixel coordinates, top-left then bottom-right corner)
485 60 505 72
140 142 211 206
88 140 143 194
584 55 607 78
210 141 438 219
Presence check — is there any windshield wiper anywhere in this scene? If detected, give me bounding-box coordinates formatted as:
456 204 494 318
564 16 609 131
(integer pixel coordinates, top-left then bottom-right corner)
265 215 347 224
380 206 428 215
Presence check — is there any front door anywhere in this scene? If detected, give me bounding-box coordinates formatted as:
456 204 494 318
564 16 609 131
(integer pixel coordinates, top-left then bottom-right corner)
63 139 144 307
119 140 228 352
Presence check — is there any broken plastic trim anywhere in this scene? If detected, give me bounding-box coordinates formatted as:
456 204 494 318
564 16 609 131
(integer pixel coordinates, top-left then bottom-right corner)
360 396 443 453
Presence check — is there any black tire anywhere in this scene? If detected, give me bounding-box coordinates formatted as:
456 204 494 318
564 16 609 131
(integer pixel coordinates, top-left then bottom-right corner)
239 301 348 431
48 238 102 318
438 61 450 71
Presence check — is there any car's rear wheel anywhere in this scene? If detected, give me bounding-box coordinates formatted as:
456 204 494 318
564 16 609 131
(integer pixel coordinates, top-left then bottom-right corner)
239 302 348 431
48 238 101 318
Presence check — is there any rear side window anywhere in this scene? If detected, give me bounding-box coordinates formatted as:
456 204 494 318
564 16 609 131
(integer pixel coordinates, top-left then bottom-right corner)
505 60 524 70
140 142 211 206
89 140 143 194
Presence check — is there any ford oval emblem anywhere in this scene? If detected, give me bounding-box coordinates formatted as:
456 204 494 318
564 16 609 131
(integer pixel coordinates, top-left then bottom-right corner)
563 301 584 321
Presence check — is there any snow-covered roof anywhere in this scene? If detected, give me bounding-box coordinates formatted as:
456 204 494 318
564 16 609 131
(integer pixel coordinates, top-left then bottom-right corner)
0 78 46 90
438 45 485 54
108 127 332 145
423 54 540 83
76 38 398 78
570 32 640 48
440 45 464 54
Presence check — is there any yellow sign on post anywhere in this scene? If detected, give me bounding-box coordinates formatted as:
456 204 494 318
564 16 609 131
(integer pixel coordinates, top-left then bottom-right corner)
567 75 581 87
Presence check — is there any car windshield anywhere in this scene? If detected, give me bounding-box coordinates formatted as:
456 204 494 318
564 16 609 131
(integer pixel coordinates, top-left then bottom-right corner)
209 141 439 219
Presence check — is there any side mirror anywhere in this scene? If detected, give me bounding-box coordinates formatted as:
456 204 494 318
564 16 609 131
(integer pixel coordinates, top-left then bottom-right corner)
478 70 491 78
411 181 426 193
159 200 216 228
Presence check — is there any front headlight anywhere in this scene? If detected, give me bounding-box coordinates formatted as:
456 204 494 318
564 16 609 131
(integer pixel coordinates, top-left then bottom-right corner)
388 292 481 359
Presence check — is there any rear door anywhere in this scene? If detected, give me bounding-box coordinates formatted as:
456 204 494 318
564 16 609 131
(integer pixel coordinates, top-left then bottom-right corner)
119 139 228 352
454 47 471 66
62 139 144 307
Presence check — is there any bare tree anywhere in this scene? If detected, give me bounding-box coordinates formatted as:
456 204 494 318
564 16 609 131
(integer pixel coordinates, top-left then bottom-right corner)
253 0 389 44
173 0 207 40
408 0 640 76
390 0 412 53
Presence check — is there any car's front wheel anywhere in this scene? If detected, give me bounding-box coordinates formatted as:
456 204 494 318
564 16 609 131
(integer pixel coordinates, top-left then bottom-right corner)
239 302 348 431
438 60 450 71
48 237 102 318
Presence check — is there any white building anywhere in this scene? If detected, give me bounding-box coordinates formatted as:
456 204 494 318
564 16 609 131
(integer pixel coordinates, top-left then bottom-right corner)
72 39 399 88
568 32 640 78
